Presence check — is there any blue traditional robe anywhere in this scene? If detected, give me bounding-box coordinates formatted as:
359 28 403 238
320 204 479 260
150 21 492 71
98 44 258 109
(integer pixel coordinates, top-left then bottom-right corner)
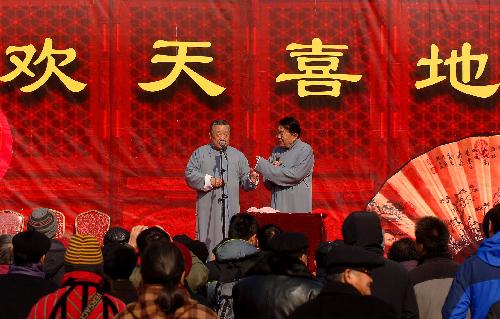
185 144 256 254
256 139 314 212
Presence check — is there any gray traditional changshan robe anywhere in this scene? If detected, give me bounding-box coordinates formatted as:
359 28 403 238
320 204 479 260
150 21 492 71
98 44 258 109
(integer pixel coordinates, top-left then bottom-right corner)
256 139 314 213
185 144 256 254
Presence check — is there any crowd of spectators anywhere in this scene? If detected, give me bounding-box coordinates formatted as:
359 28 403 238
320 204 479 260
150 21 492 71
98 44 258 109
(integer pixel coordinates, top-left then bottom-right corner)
0 204 500 319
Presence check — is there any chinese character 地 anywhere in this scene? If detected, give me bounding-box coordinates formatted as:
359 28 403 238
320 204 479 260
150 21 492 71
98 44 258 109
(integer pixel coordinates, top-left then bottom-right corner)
415 43 499 98
138 40 225 97
0 38 86 93
276 38 362 97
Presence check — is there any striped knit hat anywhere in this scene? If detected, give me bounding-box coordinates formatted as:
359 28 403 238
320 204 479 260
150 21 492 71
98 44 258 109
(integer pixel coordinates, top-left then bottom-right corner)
28 208 57 239
64 235 103 271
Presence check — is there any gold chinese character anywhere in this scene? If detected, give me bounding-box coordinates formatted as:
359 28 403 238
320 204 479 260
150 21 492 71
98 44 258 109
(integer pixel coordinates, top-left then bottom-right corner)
0 38 86 93
138 40 225 96
415 43 499 98
276 38 362 97
415 44 446 89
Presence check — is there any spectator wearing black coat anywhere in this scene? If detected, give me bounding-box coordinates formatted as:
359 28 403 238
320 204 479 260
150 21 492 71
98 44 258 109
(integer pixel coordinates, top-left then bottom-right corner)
27 208 66 286
289 243 397 319
233 232 322 319
0 231 58 319
342 211 419 319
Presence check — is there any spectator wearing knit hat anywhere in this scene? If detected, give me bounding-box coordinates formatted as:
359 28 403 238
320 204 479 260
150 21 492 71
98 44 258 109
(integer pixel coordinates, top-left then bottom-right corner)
29 234 125 319
28 208 66 286
233 232 322 319
288 244 397 319
0 231 58 319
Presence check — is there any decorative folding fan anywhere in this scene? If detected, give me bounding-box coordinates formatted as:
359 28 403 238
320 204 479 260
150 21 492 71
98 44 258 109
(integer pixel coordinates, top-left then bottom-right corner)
367 135 500 259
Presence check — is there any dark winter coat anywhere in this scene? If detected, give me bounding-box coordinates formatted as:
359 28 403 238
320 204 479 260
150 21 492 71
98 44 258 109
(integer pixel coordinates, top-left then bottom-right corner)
0 264 58 319
206 239 260 283
288 281 398 319
342 211 419 319
44 239 66 286
206 239 261 318
409 253 459 319
232 253 322 319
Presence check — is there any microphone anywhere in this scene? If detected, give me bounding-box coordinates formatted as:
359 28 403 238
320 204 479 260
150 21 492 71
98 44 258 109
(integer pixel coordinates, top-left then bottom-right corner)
220 141 228 154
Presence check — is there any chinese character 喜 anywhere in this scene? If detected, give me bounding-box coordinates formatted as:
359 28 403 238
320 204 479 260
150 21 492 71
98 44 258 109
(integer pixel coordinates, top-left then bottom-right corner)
276 38 362 97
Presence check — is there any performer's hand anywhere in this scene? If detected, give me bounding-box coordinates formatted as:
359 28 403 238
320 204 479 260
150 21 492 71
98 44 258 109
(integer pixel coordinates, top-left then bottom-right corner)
211 177 224 188
272 156 281 167
249 168 260 184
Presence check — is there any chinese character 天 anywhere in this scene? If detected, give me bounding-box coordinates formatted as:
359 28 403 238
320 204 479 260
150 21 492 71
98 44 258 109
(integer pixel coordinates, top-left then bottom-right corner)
415 43 499 98
0 38 87 93
138 40 225 97
276 38 362 97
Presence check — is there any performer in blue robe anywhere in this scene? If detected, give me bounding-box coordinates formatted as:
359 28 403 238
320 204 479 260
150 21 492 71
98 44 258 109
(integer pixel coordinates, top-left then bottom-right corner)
185 120 258 255
254 116 314 213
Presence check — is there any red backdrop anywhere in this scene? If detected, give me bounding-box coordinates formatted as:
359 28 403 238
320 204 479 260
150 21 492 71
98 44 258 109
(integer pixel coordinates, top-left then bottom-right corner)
1 0 500 241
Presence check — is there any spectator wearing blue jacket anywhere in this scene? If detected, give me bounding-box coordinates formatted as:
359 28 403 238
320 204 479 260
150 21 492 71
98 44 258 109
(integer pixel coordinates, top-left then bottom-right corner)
442 204 500 319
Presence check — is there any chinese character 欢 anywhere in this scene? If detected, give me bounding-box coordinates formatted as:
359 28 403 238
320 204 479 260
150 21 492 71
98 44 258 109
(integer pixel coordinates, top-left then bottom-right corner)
415 43 499 98
138 40 225 96
0 38 86 93
276 38 362 97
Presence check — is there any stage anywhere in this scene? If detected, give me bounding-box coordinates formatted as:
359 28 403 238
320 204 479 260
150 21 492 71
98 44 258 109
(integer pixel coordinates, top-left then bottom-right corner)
0 0 499 257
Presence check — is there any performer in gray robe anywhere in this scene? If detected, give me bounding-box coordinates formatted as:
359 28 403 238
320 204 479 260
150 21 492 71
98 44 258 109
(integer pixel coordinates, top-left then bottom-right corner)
254 117 314 212
185 120 258 255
